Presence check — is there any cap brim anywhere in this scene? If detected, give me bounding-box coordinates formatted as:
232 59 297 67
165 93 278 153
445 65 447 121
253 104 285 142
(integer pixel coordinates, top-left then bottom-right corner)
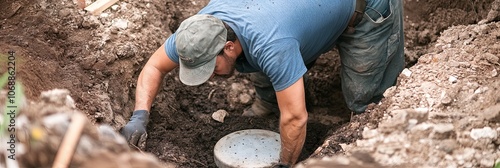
179 56 216 86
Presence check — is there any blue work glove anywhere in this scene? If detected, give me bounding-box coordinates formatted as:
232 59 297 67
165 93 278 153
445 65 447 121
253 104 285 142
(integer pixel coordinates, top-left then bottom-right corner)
120 110 149 148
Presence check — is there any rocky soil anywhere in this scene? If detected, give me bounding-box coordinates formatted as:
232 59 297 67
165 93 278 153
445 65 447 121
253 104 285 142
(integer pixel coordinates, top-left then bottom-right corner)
302 20 500 168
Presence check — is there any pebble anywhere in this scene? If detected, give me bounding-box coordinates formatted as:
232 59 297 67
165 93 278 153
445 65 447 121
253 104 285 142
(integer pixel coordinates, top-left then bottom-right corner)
455 148 476 163
383 86 397 98
409 123 433 139
238 93 252 105
479 157 495 168
59 8 71 17
41 89 76 108
431 123 456 139
401 68 412 77
406 108 429 123
112 19 129 30
212 109 229 123
480 104 500 123
448 76 457 84
362 127 379 139
116 43 137 58
440 95 453 105
437 139 458 154
470 127 497 140
111 5 120 10
231 83 246 92
483 53 499 64
379 111 408 133
100 13 109 18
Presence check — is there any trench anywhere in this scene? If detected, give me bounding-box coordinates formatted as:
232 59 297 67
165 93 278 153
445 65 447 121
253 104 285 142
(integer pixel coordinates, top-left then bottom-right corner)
1 0 493 167
140 0 494 167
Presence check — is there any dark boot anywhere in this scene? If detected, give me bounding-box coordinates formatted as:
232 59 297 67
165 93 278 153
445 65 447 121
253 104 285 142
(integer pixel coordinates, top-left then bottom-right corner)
242 98 279 117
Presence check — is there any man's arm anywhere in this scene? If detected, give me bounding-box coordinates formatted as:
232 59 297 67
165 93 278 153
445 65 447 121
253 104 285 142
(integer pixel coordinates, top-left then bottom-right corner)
134 43 178 112
276 77 308 166
120 43 178 147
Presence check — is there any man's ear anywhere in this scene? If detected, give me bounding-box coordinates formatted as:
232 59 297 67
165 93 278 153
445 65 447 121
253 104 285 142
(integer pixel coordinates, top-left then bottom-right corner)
225 41 235 51
223 39 242 58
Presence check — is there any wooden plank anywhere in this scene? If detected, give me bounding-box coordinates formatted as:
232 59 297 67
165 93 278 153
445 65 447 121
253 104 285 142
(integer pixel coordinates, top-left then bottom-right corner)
84 0 119 15
52 113 87 168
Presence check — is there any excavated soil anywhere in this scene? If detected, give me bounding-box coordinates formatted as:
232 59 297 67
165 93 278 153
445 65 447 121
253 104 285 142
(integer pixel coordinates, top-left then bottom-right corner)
0 0 498 167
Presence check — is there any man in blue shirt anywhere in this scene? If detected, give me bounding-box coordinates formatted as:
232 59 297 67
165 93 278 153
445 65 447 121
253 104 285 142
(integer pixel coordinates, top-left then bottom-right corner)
120 0 405 166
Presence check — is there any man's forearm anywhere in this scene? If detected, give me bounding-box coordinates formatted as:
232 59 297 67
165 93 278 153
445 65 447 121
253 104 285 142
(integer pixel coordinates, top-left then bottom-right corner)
134 65 166 112
279 114 307 165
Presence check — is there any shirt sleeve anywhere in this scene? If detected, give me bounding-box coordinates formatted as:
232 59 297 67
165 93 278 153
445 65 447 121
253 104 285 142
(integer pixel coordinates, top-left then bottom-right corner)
164 33 180 64
257 38 307 91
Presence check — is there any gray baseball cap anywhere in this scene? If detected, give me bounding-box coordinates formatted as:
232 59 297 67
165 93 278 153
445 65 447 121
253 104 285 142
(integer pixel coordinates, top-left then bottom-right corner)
175 14 227 86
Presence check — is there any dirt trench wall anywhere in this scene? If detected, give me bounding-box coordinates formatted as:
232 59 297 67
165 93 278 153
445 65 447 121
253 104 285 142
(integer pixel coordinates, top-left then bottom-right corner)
403 0 493 65
1 0 184 129
308 20 500 168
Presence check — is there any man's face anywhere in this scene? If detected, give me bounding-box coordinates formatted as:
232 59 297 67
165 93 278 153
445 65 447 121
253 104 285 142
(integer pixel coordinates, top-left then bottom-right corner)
212 52 236 79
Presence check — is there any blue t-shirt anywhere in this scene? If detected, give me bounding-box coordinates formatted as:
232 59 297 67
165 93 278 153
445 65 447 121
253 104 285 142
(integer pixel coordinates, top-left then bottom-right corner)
165 0 354 91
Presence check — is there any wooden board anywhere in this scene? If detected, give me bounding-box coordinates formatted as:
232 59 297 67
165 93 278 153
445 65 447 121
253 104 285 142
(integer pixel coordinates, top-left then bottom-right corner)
84 0 119 15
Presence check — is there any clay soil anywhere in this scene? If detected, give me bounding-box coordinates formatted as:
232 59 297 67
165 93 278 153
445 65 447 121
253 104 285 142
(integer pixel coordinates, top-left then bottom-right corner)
0 0 498 167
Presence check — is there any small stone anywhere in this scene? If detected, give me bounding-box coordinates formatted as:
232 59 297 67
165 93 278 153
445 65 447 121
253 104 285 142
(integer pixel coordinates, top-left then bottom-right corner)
379 110 407 133
470 127 497 140
99 13 109 18
458 31 470 40
455 148 476 162
407 119 418 129
112 19 129 30
115 43 137 58
40 89 76 108
59 8 71 17
383 86 397 98
231 83 245 92
474 87 487 94
238 93 252 105
81 16 100 29
431 123 456 139
81 20 92 28
448 76 457 84
484 53 499 64
339 143 350 152
212 110 229 123
401 68 412 77
479 157 495 168
437 139 458 154
406 108 429 124
111 5 120 10
362 127 379 139
480 104 500 123
409 123 433 140
441 96 453 106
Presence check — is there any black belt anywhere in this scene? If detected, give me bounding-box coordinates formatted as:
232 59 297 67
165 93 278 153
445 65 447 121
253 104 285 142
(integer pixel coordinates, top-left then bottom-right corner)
346 0 366 33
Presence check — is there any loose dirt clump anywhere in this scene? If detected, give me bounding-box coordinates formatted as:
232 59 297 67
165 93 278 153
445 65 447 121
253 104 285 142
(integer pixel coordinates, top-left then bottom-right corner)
0 89 171 168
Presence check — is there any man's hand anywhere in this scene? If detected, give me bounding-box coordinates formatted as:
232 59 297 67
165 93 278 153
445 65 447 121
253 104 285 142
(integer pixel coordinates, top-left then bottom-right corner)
120 110 150 148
